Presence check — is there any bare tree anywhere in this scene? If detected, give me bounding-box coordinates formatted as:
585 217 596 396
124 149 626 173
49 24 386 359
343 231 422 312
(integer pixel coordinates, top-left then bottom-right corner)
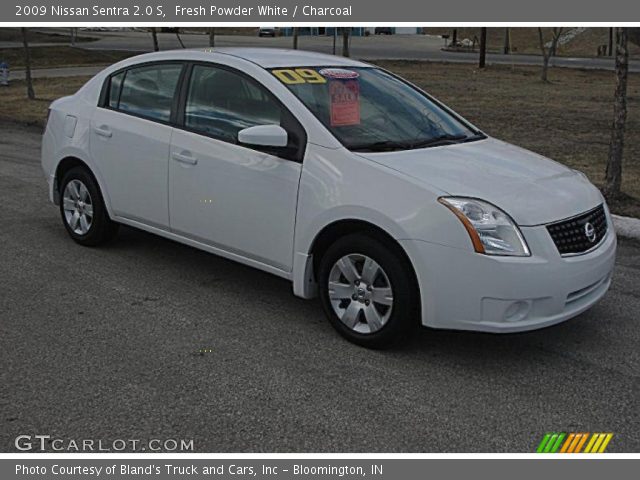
150 28 159 52
175 29 186 48
209 28 215 48
604 28 629 199
21 28 35 100
292 27 299 50
342 28 350 57
478 27 487 68
537 27 564 82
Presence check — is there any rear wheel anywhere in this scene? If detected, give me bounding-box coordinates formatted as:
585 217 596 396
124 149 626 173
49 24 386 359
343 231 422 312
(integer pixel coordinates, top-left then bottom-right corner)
59 167 118 246
318 234 418 348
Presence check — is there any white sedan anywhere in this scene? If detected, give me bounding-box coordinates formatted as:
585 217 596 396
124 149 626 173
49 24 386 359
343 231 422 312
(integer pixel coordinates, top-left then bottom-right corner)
41 48 616 348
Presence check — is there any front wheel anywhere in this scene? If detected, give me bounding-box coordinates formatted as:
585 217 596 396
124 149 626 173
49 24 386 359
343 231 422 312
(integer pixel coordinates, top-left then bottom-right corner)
318 234 419 348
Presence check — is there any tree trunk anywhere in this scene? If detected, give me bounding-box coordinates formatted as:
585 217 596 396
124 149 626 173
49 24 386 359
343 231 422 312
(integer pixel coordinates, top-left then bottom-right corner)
342 28 350 57
541 55 550 82
175 29 186 48
538 28 550 82
151 28 159 51
452 29 457 46
478 28 487 68
21 28 35 100
604 28 629 199
209 28 215 47
608 27 614 56
292 27 299 50
503 27 510 54
551 28 563 58
537 28 564 82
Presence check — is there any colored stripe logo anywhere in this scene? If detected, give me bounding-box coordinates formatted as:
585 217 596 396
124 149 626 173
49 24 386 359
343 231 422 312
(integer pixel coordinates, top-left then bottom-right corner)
536 433 613 453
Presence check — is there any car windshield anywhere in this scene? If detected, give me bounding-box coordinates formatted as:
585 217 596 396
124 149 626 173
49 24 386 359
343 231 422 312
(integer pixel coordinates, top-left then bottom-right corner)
270 66 482 152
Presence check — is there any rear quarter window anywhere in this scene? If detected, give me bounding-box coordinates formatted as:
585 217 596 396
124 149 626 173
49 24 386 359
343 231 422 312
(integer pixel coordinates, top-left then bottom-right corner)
107 71 124 109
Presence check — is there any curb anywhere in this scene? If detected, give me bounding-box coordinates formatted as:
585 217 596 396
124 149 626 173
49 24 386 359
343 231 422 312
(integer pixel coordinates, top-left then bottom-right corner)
612 214 640 240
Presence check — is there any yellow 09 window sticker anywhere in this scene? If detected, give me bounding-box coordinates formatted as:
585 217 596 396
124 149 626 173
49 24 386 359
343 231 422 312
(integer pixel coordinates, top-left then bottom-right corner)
272 68 327 84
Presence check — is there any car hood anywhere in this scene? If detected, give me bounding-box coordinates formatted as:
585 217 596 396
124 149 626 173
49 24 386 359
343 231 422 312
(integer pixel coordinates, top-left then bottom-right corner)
357 137 603 226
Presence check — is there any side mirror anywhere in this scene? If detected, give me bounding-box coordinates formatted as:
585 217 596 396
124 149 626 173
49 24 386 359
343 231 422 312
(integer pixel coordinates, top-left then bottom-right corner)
238 125 288 148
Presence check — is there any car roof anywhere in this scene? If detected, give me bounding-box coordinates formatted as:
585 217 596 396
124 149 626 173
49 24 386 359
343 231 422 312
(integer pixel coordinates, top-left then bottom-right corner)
123 47 371 69
213 48 371 68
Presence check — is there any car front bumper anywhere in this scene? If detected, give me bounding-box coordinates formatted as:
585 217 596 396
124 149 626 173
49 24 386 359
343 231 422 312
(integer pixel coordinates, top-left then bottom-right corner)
400 220 617 333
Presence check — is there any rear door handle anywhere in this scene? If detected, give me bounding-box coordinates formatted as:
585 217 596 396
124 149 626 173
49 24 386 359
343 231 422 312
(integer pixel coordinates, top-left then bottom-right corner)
172 151 198 165
93 126 112 138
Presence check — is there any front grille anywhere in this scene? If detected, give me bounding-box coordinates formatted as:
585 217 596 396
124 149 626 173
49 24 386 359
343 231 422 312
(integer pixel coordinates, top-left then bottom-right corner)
546 205 607 255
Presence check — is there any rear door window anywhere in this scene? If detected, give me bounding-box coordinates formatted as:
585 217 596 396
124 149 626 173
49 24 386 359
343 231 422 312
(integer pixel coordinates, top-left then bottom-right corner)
113 64 183 122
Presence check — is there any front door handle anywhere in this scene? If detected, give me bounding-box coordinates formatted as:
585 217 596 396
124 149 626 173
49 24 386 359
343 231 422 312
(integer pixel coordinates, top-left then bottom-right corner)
93 125 112 138
172 151 198 165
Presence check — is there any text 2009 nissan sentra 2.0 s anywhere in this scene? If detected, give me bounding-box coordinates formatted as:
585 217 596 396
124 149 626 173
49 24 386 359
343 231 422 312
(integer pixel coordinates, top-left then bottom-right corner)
41 48 616 348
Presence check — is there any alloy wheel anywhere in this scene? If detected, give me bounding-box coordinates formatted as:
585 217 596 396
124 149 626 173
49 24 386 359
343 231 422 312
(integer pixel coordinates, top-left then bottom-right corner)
62 179 94 235
327 253 394 334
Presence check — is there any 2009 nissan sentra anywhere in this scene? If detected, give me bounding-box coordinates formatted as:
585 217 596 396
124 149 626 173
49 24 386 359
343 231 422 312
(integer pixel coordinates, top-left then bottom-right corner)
41 48 616 348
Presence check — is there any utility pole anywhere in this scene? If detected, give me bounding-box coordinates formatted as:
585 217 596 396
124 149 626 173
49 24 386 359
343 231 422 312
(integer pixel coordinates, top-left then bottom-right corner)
333 28 337 55
342 28 350 57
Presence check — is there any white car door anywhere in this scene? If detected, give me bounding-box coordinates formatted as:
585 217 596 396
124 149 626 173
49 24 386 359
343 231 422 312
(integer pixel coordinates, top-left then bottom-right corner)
169 64 306 272
90 62 184 228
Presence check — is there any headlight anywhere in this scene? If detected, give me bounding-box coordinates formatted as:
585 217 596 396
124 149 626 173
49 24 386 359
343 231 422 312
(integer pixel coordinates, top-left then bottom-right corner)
438 197 530 256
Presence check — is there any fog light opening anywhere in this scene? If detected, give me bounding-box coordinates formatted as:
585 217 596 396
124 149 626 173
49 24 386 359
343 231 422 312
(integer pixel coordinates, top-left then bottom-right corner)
504 301 531 322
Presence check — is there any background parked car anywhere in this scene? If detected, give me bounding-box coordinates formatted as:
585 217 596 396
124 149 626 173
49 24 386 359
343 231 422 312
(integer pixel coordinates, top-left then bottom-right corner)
258 28 277 37
375 27 394 35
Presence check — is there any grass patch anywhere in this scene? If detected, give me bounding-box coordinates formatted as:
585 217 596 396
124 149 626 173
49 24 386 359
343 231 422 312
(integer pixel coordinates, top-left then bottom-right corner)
0 46 141 69
0 76 90 127
373 60 640 216
2 61 639 216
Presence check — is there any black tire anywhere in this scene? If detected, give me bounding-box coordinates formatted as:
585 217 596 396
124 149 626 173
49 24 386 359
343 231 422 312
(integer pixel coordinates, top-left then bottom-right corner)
318 233 419 349
59 166 119 246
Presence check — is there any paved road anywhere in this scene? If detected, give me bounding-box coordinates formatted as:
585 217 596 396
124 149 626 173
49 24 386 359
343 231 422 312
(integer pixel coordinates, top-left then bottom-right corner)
6 31 640 79
81 31 636 71
0 121 639 452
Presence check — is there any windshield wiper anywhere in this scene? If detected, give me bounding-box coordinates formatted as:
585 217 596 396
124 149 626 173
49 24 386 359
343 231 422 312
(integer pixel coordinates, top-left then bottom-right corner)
407 134 469 149
349 140 412 152
461 132 487 143
350 132 486 153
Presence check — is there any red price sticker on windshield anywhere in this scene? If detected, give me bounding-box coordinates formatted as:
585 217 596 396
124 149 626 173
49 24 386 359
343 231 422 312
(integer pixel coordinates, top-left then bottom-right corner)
329 80 360 127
